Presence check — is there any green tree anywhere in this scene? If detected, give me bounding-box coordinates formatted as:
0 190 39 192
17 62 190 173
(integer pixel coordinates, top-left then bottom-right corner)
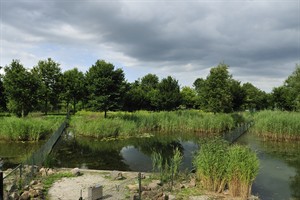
0 66 7 111
180 86 197 109
33 58 63 115
204 63 233 113
140 74 159 110
193 78 207 109
3 60 39 117
272 86 291 110
85 60 125 117
62 68 85 113
284 64 300 111
242 82 268 111
157 76 181 110
123 81 145 111
229 79 246 111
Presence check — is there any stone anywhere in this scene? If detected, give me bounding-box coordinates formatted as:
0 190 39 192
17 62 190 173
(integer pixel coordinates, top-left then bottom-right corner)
71 168 81 176
6 183 17 193
9 192 20 200
148 180 160 190
189 178 196 187
23 185 30 191
30 180 38 186
168 194 176 200
127 184 138 192
111 171 124 180
20 191 30 200
29 188 39 197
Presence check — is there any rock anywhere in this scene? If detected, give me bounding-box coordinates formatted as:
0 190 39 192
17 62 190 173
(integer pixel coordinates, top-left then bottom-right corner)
32 183 43 191
6 183 17 193
111 171 124 180
168 194 176 200
29 188 39 197
30 180 38 186
127 184 138 192
9 192 20 200
154 192 163 200
23 185 30 191
189 178 196 187
189 195 210 200
148 180 160 190
71 168 81 176
47 168 55 175
20 191 30 200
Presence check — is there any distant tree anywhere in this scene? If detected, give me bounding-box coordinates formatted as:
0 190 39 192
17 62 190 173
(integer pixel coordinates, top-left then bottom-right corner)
85 60 125 118
242 82 269 111
180 86 197 109
62 68 85 113
193 78 207 109
204 63 233 113
123 81 145 111
229 79 246 111
3 60 39 117
157 76 181 110
284 64 300 111
33 58 63 115
0 66 7 111
140 74 159 110
272 86 291 110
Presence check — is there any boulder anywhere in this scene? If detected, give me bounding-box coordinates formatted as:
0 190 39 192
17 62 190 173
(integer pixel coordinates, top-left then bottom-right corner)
20 191 30 200
111 171 124 180
71 168 81 176
148 180 161 190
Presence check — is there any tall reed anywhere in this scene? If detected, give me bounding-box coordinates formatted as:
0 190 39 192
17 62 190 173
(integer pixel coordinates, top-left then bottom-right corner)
0 116 63 141
252 110 300 141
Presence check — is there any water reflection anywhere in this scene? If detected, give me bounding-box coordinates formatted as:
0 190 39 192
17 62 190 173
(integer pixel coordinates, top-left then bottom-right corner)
51 132 199 172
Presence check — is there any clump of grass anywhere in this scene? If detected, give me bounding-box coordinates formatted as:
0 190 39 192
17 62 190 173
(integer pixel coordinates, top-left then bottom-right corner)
193 138 229 193
252 110 300 141
227 145 259 199
0 116 63 141
193 138 259 199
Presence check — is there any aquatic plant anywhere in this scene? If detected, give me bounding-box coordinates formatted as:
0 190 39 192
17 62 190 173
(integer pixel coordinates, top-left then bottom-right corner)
252 110 300 141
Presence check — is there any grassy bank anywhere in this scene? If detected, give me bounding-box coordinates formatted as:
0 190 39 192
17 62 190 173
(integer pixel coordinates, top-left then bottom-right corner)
70 110 247 138
252 110 300 141
0 115 64 141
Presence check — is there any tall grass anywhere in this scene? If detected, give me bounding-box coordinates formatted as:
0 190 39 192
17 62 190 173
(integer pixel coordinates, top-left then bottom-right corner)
71 110 243 138
0 116 63 141
252 110 300 141
193 138 259 199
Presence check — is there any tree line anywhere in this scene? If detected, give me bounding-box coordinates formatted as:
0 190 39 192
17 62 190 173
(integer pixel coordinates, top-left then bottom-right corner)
0 59 299 117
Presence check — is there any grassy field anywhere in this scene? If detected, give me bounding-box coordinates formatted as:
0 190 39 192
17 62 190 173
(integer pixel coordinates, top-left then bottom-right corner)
0 115 65 141
251 110 300 141
70 110 247 138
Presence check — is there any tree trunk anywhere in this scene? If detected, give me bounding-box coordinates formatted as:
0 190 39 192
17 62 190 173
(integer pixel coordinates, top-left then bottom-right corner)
104 110 107 118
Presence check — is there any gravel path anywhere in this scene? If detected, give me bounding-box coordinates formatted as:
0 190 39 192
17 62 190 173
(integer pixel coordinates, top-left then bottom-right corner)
48 170 139 200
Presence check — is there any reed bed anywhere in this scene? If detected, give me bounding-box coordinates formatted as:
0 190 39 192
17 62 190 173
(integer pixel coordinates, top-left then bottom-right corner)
0 116 63 141
193 138 259 199
71 110 242 138
252 110 300 141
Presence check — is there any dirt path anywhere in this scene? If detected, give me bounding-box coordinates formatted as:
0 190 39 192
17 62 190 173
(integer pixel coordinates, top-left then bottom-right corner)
48 169 139 200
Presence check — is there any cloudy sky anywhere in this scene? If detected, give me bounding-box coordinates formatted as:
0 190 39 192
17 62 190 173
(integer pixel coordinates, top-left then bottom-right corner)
0 0 299 92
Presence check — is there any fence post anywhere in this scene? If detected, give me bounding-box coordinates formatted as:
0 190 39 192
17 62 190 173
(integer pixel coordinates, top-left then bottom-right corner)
0 171 3 200
138 172 142 200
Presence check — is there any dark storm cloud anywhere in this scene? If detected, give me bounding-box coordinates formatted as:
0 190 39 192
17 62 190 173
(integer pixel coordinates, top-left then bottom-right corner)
1 0 299 91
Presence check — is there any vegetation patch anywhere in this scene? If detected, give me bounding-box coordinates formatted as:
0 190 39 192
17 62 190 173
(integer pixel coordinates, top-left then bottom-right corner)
252 110 300 141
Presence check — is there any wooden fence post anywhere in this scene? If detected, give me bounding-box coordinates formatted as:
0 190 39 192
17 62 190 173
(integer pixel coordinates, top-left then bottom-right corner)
0 171 3 200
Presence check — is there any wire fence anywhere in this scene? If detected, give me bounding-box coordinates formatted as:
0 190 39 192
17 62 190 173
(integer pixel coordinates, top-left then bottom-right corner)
223 122 253 143
1 112 69 200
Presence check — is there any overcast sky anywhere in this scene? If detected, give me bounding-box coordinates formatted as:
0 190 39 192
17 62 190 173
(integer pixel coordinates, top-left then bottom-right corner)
0 0 299 92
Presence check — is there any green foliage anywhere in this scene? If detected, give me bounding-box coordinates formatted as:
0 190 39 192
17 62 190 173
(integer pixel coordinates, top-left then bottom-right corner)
242 82 269 111
62 68 85 113
157 76 181 110
70 110 239 138
227 145 259 199
252 110 300 141
3 60 39 117
180 86 197 109
0 68 6 111
193 138 259 199
85 60 125 117
151 147 183 184
0 115 63 141
33 58 63 115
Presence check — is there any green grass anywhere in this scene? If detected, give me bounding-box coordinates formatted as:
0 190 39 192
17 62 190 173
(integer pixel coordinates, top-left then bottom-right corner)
252 110 300 141
0 115 64 141
71 110 246 138
193 138 259 199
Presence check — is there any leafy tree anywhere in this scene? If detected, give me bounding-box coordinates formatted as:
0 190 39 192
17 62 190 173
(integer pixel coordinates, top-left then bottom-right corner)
193 78 207 109
33 58 63 114
229 79 246 111
3 60 39 117
123 81 145 111
272 86 291 110
140 74 159 110
284 64 300 111
242 82 269 111
85 60 125 117
180 86 197 109
157 76 181 110
62 68 85 113
0 66 6 111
